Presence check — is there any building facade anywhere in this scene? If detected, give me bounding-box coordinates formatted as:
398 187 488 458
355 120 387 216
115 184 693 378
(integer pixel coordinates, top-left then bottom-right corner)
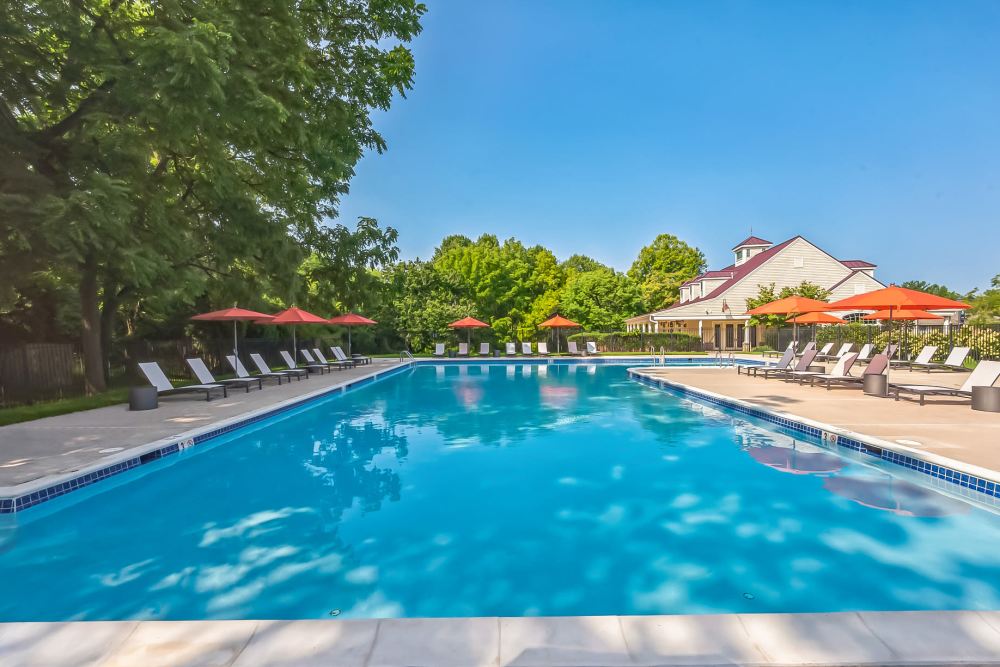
625 235 884 350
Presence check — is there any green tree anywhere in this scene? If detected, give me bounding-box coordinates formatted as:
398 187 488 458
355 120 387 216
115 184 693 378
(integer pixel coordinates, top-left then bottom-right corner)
1 0 425 391
561 254 608 274
900 280 965 301
967 274 1000 325
628 234 706 312
561 269 642 331
378 260 473 352
745 281 832 326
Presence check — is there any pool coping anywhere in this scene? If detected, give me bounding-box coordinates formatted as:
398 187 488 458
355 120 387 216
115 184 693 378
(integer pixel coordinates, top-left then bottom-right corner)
628 367 1000 502
4 610 1000 665
0 361 417 513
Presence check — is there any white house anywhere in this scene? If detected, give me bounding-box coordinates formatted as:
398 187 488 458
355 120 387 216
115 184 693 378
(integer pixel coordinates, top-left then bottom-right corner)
625 235 884 350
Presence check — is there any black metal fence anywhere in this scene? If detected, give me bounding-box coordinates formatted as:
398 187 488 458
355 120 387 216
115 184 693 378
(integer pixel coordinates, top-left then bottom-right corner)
0 336 345 406
763 322 1000 364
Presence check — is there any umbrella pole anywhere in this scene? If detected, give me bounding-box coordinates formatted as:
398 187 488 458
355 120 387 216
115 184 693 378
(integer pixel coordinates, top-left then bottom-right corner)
233 321 238 362
348 327 352 356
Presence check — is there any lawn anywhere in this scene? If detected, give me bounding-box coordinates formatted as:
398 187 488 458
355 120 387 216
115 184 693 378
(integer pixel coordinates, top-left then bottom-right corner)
0 389 131 427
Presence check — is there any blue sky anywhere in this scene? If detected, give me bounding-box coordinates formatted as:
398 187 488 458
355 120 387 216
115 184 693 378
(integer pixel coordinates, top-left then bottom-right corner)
336 0 1000 293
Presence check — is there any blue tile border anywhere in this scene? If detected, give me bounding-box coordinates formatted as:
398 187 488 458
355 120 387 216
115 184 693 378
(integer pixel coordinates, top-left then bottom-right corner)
0 363 416 514
413 356 765 367
628 369 1000 501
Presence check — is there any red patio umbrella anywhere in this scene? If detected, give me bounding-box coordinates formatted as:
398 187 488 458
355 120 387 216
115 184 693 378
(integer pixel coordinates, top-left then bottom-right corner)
825 286 969 384
265 307 329 361
448 316 490 348
538 314 580 354
328 312 377 356
190 307 274 362
747 295 831 351
787 312 846 325
823 476 968 517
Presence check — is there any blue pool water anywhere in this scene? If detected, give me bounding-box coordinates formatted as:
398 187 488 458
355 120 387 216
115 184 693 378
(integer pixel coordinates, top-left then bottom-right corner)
1 363 999 621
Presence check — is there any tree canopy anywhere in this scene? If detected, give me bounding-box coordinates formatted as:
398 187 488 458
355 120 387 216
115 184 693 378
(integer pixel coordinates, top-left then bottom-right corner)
628 234 706 312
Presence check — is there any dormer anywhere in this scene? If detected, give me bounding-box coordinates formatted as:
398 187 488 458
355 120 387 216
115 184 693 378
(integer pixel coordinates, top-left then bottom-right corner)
733 236 772 267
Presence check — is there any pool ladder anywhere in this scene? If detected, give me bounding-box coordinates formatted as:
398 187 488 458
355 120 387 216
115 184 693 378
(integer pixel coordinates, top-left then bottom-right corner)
650 346 667 366
714 350 735 367
399 350 415 362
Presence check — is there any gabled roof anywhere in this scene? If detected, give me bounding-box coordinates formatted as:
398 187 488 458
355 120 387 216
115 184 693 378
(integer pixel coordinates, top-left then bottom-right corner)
664 237 799 311
841 259 877 269
827 270 885 292
733 235 772 249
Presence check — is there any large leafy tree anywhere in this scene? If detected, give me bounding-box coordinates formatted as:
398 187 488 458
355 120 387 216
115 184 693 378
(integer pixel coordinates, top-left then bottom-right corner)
561 268 642 331
900 280 965 301
628 234 706 312
1 0 425 391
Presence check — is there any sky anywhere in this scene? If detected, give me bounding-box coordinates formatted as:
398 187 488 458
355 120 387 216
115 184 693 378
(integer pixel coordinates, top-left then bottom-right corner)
335 0 1000 293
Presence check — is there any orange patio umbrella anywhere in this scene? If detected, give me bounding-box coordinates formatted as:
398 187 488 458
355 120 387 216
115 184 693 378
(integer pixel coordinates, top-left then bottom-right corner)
190 307 274 362
263 307 329 361
328 312 377 356
861 309 943 321
538 314 580 354
448 316 490 347
788 312 846 325
747 296 831 349
825 286 969 383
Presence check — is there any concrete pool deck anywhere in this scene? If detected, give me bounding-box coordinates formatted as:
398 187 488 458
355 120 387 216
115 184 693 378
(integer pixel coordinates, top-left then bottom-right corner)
0 359 408 490
636 361 1000 476
4 611 1000 666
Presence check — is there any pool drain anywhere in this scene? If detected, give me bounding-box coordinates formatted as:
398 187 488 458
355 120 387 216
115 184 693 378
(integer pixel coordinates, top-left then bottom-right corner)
329 609 341 616
743 592 755 600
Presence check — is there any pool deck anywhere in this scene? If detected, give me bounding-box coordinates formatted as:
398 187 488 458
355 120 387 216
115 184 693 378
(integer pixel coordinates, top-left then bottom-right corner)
0 359 408 492
4 610 1000 666
635 360 1000 476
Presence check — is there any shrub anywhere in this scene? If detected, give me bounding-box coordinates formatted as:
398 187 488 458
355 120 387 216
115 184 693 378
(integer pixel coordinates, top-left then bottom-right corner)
567 331 703 352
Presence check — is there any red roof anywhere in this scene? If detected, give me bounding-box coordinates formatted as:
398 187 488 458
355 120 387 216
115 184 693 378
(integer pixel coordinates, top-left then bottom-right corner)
841 259 876 269
666 237 798 310
733 235 772 249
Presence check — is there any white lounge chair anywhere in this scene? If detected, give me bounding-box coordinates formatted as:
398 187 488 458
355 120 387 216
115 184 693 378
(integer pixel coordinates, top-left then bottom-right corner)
790 352 858 384
891 361 1000 405
537 342 550 356
505 342 517 356
252 353 306 381
283 350 326 375
521 342 534 356
919 346 971 372
567 341 584 356
333 346 369 366
855 343 874 363
187 357 262 392
314 348 353 370
479 342 491 356
433 343 446 357
763 340 797 359
298 348 336 373
138 361 226 401
891 345 937 369
816 343 852 362
458 342 469 357
813 342 834 359
586 341 598 355
812 354 889 390
228 355 288 385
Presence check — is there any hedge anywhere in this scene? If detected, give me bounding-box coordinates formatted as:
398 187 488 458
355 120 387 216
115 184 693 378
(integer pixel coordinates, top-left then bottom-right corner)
566 331 704 353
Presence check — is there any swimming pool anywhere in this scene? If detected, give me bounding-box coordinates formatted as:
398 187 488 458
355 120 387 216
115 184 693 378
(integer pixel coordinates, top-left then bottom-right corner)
1 363 998 621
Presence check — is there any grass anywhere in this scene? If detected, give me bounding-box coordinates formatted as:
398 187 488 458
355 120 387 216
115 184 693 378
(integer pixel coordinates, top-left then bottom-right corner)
0 388 131 427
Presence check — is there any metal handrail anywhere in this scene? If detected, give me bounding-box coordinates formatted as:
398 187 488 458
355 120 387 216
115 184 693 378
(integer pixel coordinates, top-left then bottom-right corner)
400 350 415 362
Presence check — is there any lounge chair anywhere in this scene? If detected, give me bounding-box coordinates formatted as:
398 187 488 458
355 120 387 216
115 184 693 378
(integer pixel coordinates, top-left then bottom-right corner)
812 354 889 390
538 342 550 356
333 346 369 366
879 343 899 360
586 341 598 355
228 355 288 385
568 341 585 356
891 345 937 369
891 361 1000 405
479 343 491 356
299 348 339 372
252 353 307 381
800 341 817 355
186 357 262 392
760 349 818 380
816 343 852 362
854 343 874 363
433 343 446 357
458 342 469 357
138 361 226 401
790 352 858 384
918 346 971 372
314 348 353 370
282 350 326 375
740 348 793 376
505 342 517 356
763 341 796 359
522 342 534 356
